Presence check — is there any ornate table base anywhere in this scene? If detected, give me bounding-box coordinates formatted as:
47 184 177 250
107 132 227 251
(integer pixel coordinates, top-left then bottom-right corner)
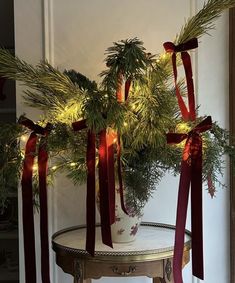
52 223 191 283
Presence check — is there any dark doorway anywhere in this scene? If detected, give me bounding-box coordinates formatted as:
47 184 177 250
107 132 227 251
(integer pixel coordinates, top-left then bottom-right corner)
0 1 19 283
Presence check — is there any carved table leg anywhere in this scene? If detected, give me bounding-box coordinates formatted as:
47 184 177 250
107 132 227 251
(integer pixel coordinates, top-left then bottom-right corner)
153 278 166 283
163 258 173 283
73 259 83 283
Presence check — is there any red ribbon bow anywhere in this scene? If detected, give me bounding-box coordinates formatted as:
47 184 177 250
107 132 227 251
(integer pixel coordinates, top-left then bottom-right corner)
72 120 128 256
163 38 198 121
20 117 52 283
167 116 212 283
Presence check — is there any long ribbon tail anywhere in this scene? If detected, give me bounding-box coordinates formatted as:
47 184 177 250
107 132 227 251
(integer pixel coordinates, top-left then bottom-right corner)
164 38 198 121
107 133 116 224
125 79 131 101
173 160 191 283
98 130 113 247
171 53 190 120
86 130 96 255
21 132 37 283
181 52 196 121
117 134 128 215
191 138 204 279
116 72 123 102
38 139 51 283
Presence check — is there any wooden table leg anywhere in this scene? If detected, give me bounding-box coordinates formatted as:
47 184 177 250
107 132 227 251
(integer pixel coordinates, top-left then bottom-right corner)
73 259 83 283
153 278 166 283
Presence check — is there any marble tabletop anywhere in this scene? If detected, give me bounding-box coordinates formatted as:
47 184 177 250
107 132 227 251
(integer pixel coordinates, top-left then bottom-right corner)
52 222 191 257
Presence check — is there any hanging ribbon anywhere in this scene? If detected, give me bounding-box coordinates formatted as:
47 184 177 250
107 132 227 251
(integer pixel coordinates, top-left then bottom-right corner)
20 117 51 283
125 78 132 101
72 120 127 255
115 71 131 214
98 129 113 248
117 134 129 214
116 71 132 102
163 38 198 121
106 131 117 224
167 116 212 283
72 120 97 255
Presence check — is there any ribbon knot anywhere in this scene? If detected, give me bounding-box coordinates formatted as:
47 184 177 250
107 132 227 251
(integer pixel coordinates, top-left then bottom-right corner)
19 117 51 283
19 116 52 136
163 38 198 53
166 116 212 283
163 38 198 121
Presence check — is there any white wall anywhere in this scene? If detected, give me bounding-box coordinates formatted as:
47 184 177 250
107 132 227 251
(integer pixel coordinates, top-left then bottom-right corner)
14 1 230 282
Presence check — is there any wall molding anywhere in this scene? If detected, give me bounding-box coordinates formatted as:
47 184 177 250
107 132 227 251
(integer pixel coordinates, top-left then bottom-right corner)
229 8 235 283
42 0 54 64
42 0 56 281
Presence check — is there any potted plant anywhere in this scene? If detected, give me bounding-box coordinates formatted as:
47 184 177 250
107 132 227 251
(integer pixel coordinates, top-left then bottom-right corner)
0 0 235 282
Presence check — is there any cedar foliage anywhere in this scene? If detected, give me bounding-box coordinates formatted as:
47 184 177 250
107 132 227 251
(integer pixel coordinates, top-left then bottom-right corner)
0 0 235 212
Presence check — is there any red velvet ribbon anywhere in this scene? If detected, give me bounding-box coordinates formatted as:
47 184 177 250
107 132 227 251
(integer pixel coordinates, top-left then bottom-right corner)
72 120 120 254
72 120 97 255
21 132 37 283
125 78 132 101
117 134 129 214
163 38 198 121
98 130 113 248
20 117 51 283
0 76 6 100
107 132 116 224
116 72 132 102
86 130 96 255
167 116 212 283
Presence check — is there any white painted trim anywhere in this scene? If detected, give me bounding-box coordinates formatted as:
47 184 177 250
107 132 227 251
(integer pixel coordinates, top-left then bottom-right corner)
191 0 199 105
42 0 56 281
42 0 55 65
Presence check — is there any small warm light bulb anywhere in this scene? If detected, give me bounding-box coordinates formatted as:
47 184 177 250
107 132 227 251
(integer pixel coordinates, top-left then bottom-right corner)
156 58 161 63
33 164 38 171
113 138 117 144
70 162 76 167
176 122 190 132
21 135 28 142
162 53 167 59
131 104 136 110
123 122 128 127
51 165 57 171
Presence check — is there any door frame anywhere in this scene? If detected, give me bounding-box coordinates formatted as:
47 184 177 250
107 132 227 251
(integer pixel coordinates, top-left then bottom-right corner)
229 7 235 283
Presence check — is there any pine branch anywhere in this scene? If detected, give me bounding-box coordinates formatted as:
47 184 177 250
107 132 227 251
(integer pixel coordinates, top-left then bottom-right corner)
0 49 82 107
176 0 235 44
101 38 153 90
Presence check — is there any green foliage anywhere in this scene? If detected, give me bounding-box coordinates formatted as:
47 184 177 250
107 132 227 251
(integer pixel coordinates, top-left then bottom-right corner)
101 38 153 91
176 0 235 43
0 0 235 211
0 123 24 208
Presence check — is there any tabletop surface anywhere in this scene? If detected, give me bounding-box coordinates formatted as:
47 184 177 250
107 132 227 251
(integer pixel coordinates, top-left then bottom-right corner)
52 222 191 257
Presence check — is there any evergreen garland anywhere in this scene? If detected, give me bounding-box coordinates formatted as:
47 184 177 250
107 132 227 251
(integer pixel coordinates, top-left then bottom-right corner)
0 0 235 211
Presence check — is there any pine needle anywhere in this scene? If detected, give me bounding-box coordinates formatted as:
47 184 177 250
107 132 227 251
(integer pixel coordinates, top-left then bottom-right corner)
176 0 235 44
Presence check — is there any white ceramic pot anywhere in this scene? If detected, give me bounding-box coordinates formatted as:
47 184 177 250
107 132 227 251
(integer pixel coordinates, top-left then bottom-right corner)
96 186 142 243
111 194 143 243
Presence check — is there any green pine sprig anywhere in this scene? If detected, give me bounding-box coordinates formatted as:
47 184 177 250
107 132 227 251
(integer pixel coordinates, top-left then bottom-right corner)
176 0 235 44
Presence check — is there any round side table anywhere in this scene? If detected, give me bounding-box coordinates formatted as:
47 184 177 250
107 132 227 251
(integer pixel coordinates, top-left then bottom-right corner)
52 222 191 283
